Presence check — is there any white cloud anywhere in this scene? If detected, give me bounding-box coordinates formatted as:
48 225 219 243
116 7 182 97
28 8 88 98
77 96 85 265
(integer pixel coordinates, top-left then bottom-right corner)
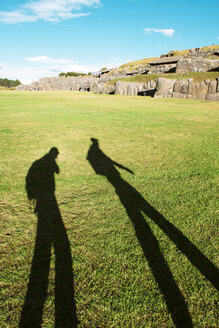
156 46 168 50
217 37 219 40
25 56 75 64
111 57 132 64
0 62 101 84
0 0 100 24
144 28 175 37
0 11 37 24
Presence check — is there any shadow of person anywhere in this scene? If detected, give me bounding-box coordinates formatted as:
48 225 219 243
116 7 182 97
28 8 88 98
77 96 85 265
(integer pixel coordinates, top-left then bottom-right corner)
87 138 219 328
19 148 78 328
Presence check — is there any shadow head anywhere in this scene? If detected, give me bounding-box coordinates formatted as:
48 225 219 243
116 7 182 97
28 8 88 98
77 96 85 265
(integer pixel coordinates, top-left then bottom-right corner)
49 147 59 159
90 138 99 146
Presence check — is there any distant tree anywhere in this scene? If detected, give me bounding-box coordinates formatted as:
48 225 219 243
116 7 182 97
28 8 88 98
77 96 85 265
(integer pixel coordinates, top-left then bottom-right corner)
0 78 21 88
59 72 66 77
100 67 107 72
59 71 86 77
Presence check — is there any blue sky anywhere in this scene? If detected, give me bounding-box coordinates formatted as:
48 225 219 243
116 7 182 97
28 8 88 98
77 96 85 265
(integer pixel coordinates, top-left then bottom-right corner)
0 0 218 84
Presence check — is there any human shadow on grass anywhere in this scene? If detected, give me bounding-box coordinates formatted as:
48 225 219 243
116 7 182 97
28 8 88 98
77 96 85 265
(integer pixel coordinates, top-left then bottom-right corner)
87 138 219 328
19 148 78 328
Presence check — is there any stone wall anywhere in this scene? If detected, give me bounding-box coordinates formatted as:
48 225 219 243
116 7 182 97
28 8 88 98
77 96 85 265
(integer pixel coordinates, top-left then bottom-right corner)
17 73 129 92
147 63 177 74
154 77 219 101
176 58 219 73
17 76 106 92
188 47 219 58
17 75 219 101
114 80 156 95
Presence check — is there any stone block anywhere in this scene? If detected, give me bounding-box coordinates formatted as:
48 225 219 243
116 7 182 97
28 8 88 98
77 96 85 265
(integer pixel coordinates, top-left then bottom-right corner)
154 93 163 98
188 82 197 95
127 84 134 95
206 93 219 101
173 80 181 93
196 83 201 94
205 79 210 86
208 80 217 93
150 80 156 88
186 94 206 100
173 92 186 99
156 77 176 93
200 81 208 94
180 83 188 94
195 94 207 100
163 91 173 98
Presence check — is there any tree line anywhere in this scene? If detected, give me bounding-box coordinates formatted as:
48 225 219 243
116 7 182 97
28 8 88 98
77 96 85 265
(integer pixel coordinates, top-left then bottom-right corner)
59 72 92 77
0 78 21 88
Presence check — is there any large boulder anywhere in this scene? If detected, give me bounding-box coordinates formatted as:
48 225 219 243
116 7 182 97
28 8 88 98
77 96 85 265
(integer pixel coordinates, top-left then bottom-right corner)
154 77 176 97
188 79 197 95
208 80 217 93
200 81 209 94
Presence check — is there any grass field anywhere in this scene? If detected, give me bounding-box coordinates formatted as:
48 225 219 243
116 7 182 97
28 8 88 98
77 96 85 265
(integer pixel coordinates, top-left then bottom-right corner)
0 91 218 328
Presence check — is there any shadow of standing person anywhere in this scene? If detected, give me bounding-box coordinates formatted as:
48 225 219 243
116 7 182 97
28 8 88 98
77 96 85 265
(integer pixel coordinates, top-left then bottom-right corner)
87 138 219 327
20 147 78 328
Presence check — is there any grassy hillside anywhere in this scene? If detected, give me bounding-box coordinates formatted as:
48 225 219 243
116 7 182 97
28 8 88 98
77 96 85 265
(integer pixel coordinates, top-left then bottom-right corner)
0 91 218 328
161 45 219 58
119 57 159 69
201 44 219 51
119 44 219 69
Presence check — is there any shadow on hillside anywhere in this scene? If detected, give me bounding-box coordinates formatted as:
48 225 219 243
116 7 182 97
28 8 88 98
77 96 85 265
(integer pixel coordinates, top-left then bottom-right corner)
87 138 219 328
19 148 78 328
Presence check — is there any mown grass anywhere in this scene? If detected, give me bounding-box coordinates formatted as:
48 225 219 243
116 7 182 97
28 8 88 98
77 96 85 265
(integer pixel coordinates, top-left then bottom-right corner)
0 86 16 90
0 91 218 328
108 71 219 86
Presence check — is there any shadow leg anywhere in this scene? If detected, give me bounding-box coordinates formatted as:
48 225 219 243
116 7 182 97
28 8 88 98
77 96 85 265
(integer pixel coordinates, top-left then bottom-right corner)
19 223 51 328
52 199 78 328
128 209 193 327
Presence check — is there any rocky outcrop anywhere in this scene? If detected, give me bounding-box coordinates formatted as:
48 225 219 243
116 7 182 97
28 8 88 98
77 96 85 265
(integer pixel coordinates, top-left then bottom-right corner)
17 76 107 92
176 58 219 73
161 47 219 59
17 75 219 101
154 77 219 101
188 47 219 58
17 71 135 91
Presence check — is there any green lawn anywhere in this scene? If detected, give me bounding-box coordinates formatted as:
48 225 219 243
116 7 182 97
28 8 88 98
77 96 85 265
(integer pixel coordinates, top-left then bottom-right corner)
0 91 218 328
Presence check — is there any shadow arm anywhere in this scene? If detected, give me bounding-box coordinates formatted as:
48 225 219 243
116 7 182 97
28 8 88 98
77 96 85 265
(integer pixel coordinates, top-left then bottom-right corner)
113 161 134 174
54 163 60 174
143 203 219 290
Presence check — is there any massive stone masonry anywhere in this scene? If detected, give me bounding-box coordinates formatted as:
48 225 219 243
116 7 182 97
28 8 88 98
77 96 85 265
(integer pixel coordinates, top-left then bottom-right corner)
17 47 219 101
154 77 219 101
112 78 219 101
